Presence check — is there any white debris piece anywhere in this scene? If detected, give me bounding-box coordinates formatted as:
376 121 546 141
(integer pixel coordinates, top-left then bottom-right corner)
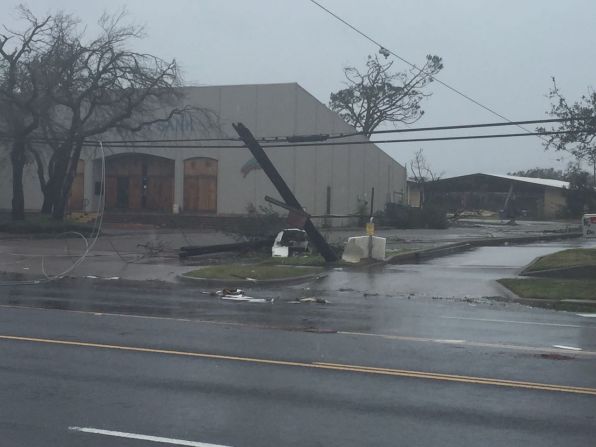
215 288 271 303
552 345 582 351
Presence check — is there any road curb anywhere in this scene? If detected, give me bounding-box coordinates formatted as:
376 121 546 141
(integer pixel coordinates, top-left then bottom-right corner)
492 280 564 309
386 232 582 265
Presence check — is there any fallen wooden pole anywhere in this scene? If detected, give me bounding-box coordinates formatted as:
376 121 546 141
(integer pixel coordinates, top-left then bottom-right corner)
179 238 274 258
233 122 338 262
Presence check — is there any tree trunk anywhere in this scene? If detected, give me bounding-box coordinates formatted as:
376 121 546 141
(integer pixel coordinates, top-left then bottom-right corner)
10 139 26 221
46 156 69 220
40 178 55 214
46 141 83 221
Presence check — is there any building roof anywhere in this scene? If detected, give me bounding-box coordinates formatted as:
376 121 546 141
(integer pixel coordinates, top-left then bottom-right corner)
419 172 571 193
485 174 569 189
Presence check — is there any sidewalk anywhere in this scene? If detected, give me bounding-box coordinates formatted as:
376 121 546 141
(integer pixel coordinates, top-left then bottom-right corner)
0 226 237 282
0 220 581 283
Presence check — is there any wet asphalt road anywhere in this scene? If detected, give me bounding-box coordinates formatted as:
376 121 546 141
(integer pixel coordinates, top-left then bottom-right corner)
1 241 596 446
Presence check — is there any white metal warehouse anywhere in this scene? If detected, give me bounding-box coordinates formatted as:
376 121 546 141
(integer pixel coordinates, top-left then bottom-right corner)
0 83 407 218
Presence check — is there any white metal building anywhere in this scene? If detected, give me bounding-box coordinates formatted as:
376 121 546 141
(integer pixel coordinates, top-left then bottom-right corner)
0 83 407 218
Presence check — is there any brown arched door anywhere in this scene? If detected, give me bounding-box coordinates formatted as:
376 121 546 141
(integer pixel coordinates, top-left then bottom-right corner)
106 154 174 211
184 158 217 213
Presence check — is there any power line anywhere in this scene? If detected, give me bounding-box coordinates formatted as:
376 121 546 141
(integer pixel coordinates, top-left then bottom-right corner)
6 117 578 145
85 117 588 144
307 0 542 138
0 117 588 147
86 129 575 150
326 118 585 138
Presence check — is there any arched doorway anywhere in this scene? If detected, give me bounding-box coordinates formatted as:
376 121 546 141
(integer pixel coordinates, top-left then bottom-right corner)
184 158 217 213
106 154 174 211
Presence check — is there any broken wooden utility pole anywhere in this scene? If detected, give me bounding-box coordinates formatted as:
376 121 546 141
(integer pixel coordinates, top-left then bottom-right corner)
233 122 338 262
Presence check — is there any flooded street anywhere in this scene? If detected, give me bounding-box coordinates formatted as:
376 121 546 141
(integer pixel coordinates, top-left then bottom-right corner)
316 238 596 299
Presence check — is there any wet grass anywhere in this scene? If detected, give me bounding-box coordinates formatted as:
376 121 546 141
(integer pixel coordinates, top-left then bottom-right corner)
185 264 324 281
259 254 329 267
526 249 596 272
498 278 596 301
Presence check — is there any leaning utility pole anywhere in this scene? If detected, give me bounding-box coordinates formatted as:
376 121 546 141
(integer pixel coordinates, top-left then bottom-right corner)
233 122 338 262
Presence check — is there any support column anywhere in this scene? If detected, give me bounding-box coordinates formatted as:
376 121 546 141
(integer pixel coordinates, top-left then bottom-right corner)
174 158 184 213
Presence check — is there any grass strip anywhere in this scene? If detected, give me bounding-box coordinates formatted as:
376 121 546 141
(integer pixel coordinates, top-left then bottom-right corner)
185 264 324 281
526 249 596 272
498 278 596 301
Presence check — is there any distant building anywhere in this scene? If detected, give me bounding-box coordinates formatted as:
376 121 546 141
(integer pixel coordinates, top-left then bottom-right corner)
0 83 407 221
408 173 570 219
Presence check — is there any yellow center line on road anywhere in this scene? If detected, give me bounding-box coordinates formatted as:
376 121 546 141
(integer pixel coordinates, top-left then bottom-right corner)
314 362 596 394
1 334 596 396
3 305 594 358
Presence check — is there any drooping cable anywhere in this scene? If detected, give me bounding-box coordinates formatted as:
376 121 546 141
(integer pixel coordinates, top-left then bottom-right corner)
0 142 107 286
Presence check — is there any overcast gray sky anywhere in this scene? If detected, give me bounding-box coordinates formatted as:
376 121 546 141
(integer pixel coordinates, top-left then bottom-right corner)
7 1 596 176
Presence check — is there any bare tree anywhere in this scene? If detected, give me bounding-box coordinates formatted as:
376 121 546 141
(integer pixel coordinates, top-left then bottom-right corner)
537 77 596 185
37 11 198 219
408 148 441 208
0 6 51 220
330 54 443 137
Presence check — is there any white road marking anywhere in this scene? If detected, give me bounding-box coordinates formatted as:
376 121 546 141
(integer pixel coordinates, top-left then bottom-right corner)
433 339 465 344
68 427 231 447
552 345 582 351
577 313 596 318
440 316 584 328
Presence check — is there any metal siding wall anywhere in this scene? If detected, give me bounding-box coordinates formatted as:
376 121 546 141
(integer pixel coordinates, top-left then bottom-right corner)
0 84 408 216
255 84 298 137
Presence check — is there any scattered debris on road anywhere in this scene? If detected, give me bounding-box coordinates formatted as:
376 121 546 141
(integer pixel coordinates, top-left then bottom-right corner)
537 353 575 361
289 297 329 304
215 288 273 303
552 345 583 351
84 275 120 280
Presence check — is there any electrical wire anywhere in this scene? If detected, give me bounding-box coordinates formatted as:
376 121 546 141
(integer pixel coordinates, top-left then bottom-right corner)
0 117 586 147
306 0 544 138
91 117 591 144
0 141 107 286
106 235 147 264
74 117 592 146
88 129 577 151
40 141 106 280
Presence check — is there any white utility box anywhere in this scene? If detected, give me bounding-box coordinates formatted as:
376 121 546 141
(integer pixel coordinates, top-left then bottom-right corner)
342 236 386 263
582 214 596 238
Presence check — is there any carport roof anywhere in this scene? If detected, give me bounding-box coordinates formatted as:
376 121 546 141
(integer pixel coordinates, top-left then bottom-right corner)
487 174 569 189
422 173 570 193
